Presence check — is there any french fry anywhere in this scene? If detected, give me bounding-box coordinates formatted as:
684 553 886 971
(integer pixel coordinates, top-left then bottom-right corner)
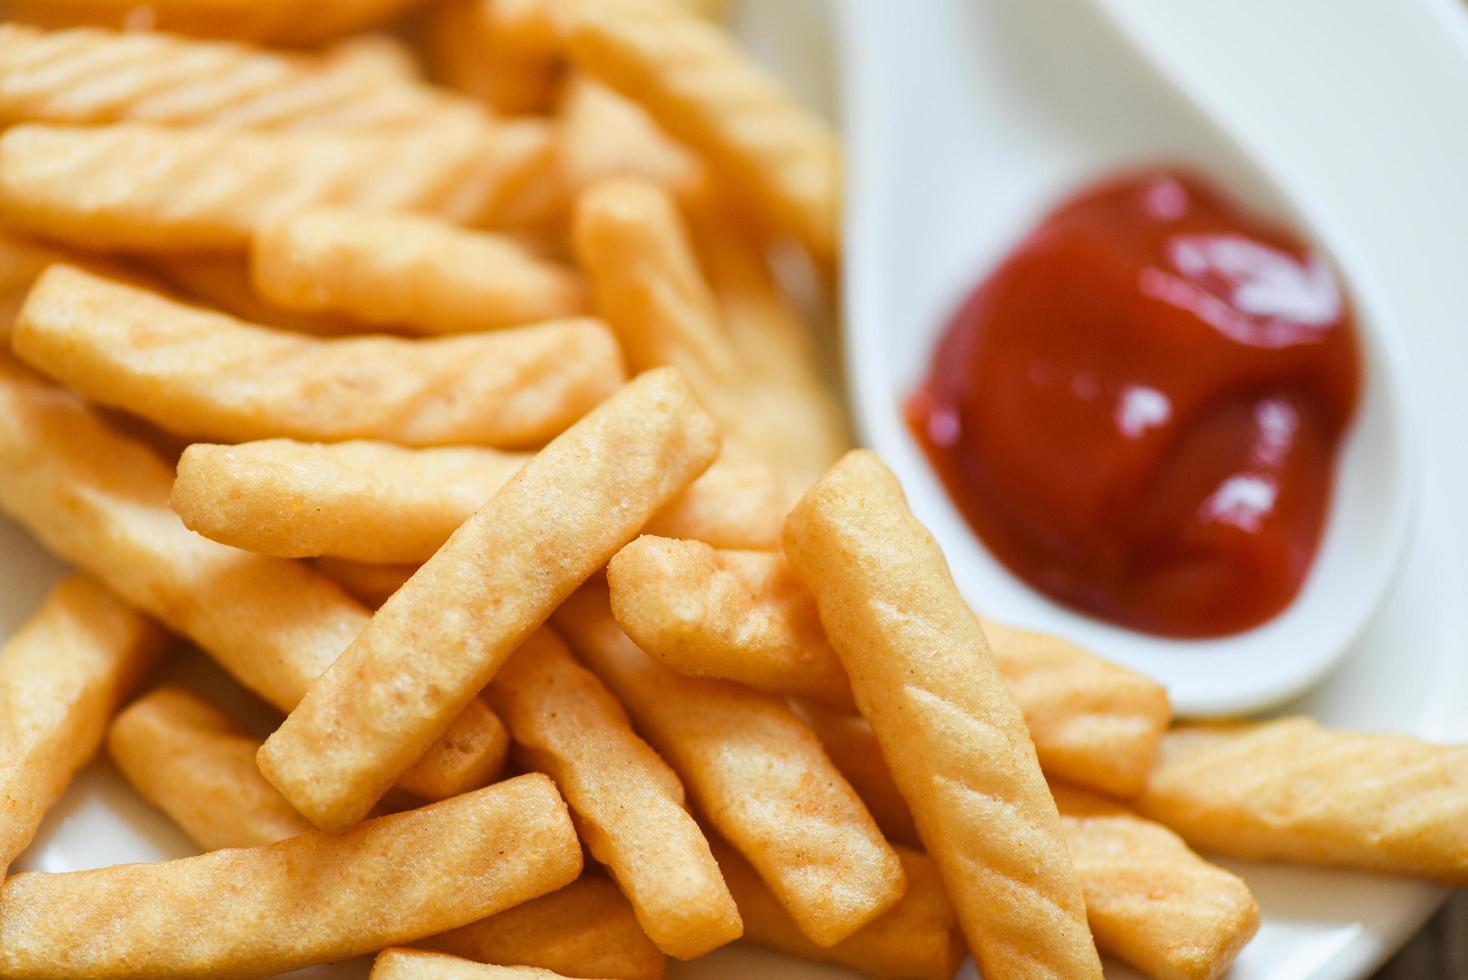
0 575 167 878
607 536 1170 795
316 557 419 608
0 356 509 802
710 840 963 980
558 75 706 203
784 450 1102 978
428 877 665 980
552 580 905 948
0 230 64 339
1054 784 1260 980
375 948 585 980
0 120 553 253
0 23 476 132
258 368 720 832
147 255 364 336
487 628 740 958
172 439 778 563
0 0 433 45
422 0 562 115
323 33 424 82
0 774 583 980
107 685 315 851
1135 717 1468 884
793 703 922 848
13 266 624 448
252 209 586 334
562 0 840 260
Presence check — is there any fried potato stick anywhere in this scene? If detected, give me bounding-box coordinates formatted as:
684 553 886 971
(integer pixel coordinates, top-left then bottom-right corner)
608 535 1170 795
558 76 706 203
252 209 586 334
375 948 588 980
488 628 740 958
423 0 562 115
1135 717 1468 884
552 580 904 948
259 368 720 832
1055 784 1260 980
710 840 963 980
173 439 778 563
563 0 840 260
428 877 664 980
107 685 315 851
0 774 583 980
14 266 624 448
784 450 1102 978
1 0 432 46
323 33 424 82
0 576 166 878
0 121 552 253
0 357 508 801
316 558 419 608
147 255 363 336
793 703 922 849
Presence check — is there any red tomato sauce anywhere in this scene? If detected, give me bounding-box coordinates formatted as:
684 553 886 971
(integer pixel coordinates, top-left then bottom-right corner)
906 171 1362 638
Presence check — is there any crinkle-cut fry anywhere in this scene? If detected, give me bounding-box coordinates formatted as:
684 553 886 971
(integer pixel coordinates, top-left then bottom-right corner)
1054 784 1260 980
488 629 740 959
423 0 562 115
794 703 923 849
316 557 419 608
1135 717 1468 884
0 0 433 45
710 839 963 980
14 266 624 449
0 356 509 803
0 774 583 980
563 0 840 260
324 34 424 82
0 120 553 253
552 580 904 948
558 75 707 203
606 535 1170 795
258 368 720 832
427 877 665 980
0 575 166 878
173 439 778 564
376 948 590 979
147 254 363 336
0 230 148 341
107 685 314 852
252 208 586 334
784 450 1102 979
0 23 478 132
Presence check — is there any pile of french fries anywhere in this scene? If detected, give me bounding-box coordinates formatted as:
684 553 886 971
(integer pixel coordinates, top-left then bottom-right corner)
0 2 1463 979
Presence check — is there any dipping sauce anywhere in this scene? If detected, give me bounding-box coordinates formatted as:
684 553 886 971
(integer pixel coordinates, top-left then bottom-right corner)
906 171 1362 638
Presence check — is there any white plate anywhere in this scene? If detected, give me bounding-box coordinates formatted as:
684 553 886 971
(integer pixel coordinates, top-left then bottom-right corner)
6 2 1468 980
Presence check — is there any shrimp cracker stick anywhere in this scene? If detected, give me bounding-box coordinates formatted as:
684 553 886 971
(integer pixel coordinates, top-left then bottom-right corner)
1 0 433 45
487 629 741 958
710 840 963 980
784 450 1102 978
428 877 665 980
253 209 586 334
794 703 922 848
1054 784 1260 980
259 368 721 832
608 535 1170 795
0 121 553 253
0 774 583 980
0 358 509 802
1135 717 1468 883
0 576 167 878
107 686 315 851
552 580 905 947
14 267 624 448
375 949 591 980
563 0 840 259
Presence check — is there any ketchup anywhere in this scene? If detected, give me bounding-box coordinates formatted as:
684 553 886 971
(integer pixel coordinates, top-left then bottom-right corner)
906 171 1362 638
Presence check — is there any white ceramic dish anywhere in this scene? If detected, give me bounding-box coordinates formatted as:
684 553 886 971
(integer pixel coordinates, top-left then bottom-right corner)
6 2 1468 980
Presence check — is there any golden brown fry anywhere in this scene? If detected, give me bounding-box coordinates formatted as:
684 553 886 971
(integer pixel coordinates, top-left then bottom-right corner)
0 231 63 339
711 839 963 980
793 703 922 849
784 450 1102 978
146 255 362 336
0 356 508 802
107 685 315 851
423 0 562 116
1135 717 1468 884
0 23 474 132
563 0 840 259
252 209 586 334
0 576 166 878
376 948 587 980
644 445 783 549
315 558 418 608
0 121 553 253
14 266 624 448
427 877 665 980
259 368 720 832
1055 784 1260 980
0 774 583 980
0 0 432 45
558 75 706 203
488 629 740 958
323 33 423 82
552 580 904 948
